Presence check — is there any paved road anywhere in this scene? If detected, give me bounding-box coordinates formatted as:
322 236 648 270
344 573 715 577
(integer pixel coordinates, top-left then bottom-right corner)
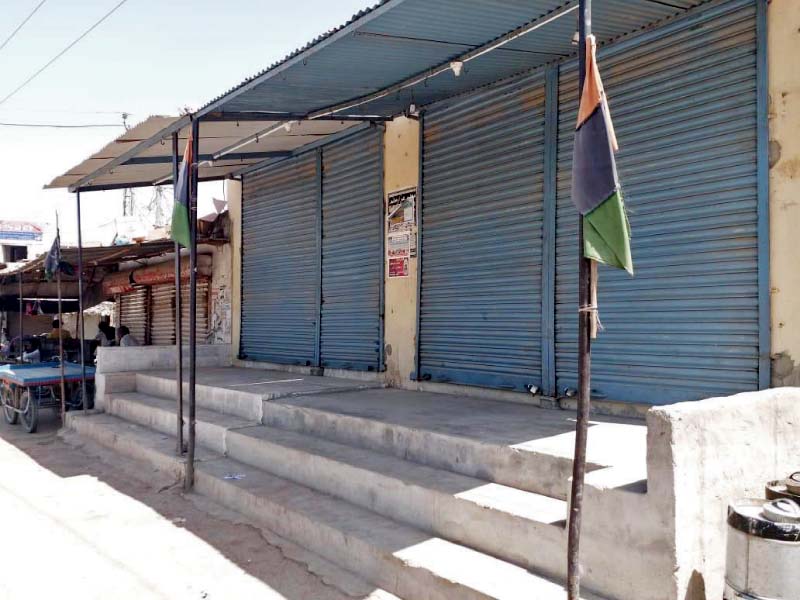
0 411 369 600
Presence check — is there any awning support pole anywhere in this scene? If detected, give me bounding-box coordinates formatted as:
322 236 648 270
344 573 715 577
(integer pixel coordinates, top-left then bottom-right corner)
173 131 184 455
56 213 66 421
568 0 593 598
76 190 87 412
184 117 199 491
17 276 22 363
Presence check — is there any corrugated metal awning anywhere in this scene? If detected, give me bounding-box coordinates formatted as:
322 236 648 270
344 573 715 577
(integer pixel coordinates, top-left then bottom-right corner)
45 0 711 193
46 115 356 192
0 239 211 282
197 0 706 119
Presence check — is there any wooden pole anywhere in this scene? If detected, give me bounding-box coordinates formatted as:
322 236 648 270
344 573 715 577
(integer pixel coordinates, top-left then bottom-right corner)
567 1 593 598
172 131 184 455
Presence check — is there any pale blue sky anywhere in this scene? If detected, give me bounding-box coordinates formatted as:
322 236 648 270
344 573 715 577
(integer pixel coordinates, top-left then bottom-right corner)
0 0 369 245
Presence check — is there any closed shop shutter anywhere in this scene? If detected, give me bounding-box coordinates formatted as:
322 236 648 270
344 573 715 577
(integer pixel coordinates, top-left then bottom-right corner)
181 279 209 345
554 0 759 403
118 285 148 344
419 71 547 391
150 283 175 346
320 128 383 371
241 154 319 364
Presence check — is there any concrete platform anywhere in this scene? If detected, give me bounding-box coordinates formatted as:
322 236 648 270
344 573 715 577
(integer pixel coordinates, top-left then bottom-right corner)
127 368 647 498
280 388 645 467
105 390 570 577
264 387 647 498
141 366 385 400
90 365 650 598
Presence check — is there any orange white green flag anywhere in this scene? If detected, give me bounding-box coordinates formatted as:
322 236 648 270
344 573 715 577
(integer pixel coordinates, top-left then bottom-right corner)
571 35 633 274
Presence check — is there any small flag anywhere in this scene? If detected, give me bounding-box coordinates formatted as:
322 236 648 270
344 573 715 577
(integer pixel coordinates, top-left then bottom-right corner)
43 232 73 280
171 129 193 248
572 35 633 275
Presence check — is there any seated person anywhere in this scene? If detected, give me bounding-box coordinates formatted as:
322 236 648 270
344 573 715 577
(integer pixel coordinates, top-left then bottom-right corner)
99 315 115 343
94 322 115 347
47 319 72 340
117 325 140 347
0 328 11 359
22 338 41 363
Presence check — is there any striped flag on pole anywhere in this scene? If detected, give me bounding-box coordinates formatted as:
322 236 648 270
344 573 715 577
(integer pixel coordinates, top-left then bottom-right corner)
171 129 193 248
572 35 633 274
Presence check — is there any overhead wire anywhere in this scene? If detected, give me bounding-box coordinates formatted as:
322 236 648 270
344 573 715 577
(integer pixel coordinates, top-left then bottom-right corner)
0 0 47 55
0 107 132 115
0 121 124 128
0 0 130 107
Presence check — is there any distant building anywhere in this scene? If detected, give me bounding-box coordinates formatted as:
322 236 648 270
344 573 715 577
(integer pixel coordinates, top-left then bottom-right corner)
0 220 44 263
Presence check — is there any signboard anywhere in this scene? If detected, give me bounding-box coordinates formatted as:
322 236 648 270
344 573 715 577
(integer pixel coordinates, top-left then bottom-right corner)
386 187 417 278
0 221 43 243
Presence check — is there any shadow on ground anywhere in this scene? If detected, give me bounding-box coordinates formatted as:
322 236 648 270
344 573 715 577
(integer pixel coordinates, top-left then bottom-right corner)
0 410 370 600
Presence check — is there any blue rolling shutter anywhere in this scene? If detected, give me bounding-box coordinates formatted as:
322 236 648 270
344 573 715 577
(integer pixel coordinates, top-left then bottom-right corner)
241 154 319 365
320 128 384 371
419 71 546 391
555 0 760 403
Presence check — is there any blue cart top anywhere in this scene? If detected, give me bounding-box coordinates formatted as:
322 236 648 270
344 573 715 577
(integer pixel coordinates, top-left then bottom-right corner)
0 363 96 387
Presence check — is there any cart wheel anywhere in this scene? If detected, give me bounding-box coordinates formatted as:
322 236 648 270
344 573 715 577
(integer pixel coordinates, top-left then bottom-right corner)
72 385 94 411
2 386 17 425
20 390 38 434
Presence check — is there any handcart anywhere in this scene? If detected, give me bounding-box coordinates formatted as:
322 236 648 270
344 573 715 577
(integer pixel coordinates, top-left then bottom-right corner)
0 363 95 433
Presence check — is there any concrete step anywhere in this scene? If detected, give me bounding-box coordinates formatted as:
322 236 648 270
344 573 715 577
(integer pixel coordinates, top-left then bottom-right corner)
135 372 264 422
227 426 567 577
261 395 597 500
106 391 568 577
106 391 256 455
134 369 386 423
67 411 601 600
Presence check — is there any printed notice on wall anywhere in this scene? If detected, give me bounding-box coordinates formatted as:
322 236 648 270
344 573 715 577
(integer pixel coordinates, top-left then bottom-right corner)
389 257 409 278
386 187 417 277
387 232 410 259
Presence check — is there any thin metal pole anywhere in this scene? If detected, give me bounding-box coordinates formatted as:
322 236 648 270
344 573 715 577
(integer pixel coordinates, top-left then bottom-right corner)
185 117 199 491
76 190 87 412
568 1 592 598
17 276 22 363
173 131 184 455
56 214 66 422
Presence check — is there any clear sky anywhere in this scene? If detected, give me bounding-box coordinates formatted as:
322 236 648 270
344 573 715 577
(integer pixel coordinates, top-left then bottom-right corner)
0 0 370 246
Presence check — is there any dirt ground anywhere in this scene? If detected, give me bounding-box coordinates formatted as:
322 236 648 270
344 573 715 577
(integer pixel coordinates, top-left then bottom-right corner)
0 409 385 600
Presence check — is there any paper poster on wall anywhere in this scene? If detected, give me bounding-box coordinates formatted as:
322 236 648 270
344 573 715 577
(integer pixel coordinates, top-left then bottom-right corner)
387 232 410 259
386 187 417 259
388 257 409 278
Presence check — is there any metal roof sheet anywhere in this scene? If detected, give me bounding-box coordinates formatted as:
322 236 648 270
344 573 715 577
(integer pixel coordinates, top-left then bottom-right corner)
0 237 230 283
197 0 705 119
47 0 711 193
46 116 356 191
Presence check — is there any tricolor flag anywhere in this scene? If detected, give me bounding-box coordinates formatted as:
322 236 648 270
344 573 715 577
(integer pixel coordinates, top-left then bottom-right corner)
171 129 193 248
572 35 633 274
43 233 62 281
43 229 73 281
